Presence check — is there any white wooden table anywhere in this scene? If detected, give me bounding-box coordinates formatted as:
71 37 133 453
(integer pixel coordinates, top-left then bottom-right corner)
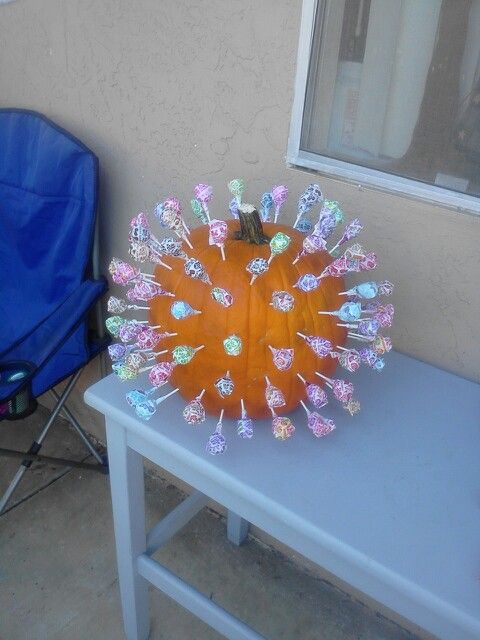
85 352 480 640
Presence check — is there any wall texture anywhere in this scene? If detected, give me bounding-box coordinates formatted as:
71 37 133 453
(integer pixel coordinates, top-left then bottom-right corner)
1 0 479 401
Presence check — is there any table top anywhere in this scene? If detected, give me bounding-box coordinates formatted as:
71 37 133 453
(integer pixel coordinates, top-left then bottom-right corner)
85 352 480 640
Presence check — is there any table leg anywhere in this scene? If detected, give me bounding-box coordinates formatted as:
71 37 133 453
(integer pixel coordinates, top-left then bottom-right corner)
106 419 150 640
227 511 250 546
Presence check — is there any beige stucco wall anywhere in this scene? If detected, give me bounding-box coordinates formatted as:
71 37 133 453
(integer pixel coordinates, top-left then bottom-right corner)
1 0 479 406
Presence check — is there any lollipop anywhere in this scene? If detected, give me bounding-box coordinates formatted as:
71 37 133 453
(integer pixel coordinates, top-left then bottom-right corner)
214 371 234 397
237 399 254 439
172 344 204 365
260 192 274 222
194 183 213 222
250 232 291 285
183 389 206 425
271 414 295 441
118 320 150 343
227 178 245 206
191 198 208 225
339 281 378 300
293 184 322 229
223 334 242 356
109 258 151 286
264 376 286 408
318 302 362 322
268 346 294 371
157 205 193 249
184 257 212 284
296 218 313 234
127 280 175 302
126 388 153 408
378 280 394 296
148 361 176 387
300 401 335 438
171 300 201 320
344 399 361 416
329 218 363 255
337 318 380 337
297 374 328 409
271 185 288 222
246 257 269 282
208 219 228 260
112 362 138 381
334 347 361 373
270 291 295 312
211 287 233 307
105 316 127 337
315 372 354 403
293 273 320 293
229 198 239 219
158 237 187 259
206 410 227 455
297 333 332 358
372 335 392 355
134 387 180 420
292 233 327 265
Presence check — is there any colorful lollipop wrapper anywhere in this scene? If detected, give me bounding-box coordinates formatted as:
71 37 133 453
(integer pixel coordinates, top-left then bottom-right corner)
191 198 208 225
265 376 286 408
214 371 234 398
329 218 363 255
194 183 213 221
269 346 294 371
171 300 201 320
209 219 228 260
229 198 239 219
297 333 332 358
237 399 254 439
269 232 291 259
271 185 288 222
227 178 245 205
270 291 295 312
293 273 319 292
292 233 326 264
378 280 394 296
308 413 335 438
339 281 378 299
172 344 203 365
149 361 176 387
184 257 212 284
106 315 126 337
223 334 242 356
206 410 226 455
271 415 295 441
318 301 362 323
247 257 269 284
297 218 313 234
183 390 206 425
158 237 186 258
260 192 273 222
211 287 233 307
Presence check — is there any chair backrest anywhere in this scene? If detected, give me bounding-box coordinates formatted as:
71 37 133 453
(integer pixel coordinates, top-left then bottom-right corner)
0 109 98 351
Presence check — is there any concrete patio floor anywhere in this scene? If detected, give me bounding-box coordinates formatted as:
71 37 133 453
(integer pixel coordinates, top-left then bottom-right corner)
0 408 422 640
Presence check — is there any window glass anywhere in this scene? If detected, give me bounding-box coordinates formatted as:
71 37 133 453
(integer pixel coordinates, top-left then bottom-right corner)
301 0 480 197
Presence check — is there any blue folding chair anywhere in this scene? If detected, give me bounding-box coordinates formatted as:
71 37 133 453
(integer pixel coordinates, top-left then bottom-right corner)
0 109 109 513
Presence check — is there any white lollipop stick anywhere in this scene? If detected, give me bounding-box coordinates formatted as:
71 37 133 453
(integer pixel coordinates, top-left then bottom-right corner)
240 398 246 417
314 371 333 388
155 387 180 405
296 372 307 384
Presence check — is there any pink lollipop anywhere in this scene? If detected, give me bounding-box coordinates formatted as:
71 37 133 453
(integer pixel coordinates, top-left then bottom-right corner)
334 347 361 372
148 361 176 387
264 376 286 408
183 390 206 425
329 218 363 255
208 219 228 260
292 234 327 265
268 346 294 371
109 258 143 285
297 333 332 358
300 402 335 438
315 372 354 403
271 185 288 223
297 374 328 409
126 280 175 302
194 184 213 222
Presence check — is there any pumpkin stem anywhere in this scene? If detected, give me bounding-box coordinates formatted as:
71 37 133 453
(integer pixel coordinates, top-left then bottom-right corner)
234 203 270 245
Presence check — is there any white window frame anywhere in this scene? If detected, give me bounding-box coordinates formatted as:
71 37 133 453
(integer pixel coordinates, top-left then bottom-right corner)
287 0 480 217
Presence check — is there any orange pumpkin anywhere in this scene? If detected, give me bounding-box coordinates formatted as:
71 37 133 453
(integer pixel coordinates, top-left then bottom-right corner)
150 217 347 419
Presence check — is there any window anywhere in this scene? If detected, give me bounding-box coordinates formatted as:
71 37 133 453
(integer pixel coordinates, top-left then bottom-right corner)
288 0 480 214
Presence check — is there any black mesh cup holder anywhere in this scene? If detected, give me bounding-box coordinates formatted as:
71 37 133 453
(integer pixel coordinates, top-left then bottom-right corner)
0 361 38 421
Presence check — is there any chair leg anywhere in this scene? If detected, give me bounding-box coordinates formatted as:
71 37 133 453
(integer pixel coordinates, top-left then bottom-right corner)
0 370 81 515
50 388 105 465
